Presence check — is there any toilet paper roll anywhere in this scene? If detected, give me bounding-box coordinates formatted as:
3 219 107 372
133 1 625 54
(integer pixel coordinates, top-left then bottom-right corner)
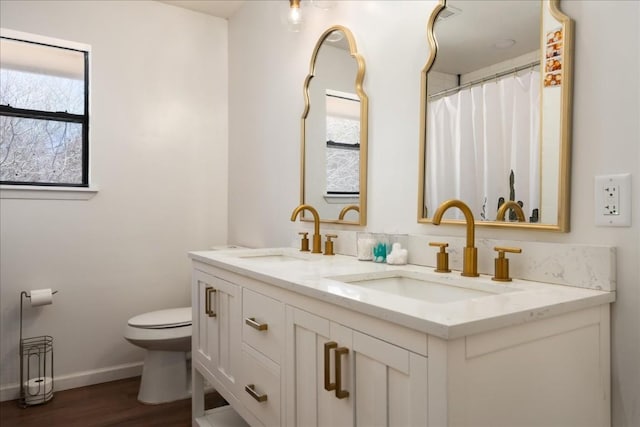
29 289 53 307
24 377 53 404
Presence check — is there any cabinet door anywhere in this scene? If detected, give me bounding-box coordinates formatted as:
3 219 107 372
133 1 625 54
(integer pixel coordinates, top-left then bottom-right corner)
192 269 241 396
285 306 353 427
352 331 428 427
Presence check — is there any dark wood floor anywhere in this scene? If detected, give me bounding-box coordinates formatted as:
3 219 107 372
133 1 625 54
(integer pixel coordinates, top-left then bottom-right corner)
0 376 227 427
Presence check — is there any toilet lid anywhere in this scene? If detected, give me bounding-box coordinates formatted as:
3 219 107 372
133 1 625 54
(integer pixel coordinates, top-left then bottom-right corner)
128 307 192 329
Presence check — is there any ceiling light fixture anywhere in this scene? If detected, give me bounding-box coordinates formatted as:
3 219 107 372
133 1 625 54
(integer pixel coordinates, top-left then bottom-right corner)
437 5 462 21
325 31 344 43
493 39 516 49
287 0 303 32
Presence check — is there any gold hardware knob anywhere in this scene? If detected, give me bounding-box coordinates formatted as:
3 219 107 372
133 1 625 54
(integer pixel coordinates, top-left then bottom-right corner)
334 347 349 399
324 341 337 391
492 246 522 282
245 317 268 331
298 232 310 252
429 242 451 273
245 384 268 402
205 287 217 317
324 234 338 256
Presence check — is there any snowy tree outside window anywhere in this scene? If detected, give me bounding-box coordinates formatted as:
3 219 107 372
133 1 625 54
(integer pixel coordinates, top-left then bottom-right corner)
325 91 360 194
0 33 89 186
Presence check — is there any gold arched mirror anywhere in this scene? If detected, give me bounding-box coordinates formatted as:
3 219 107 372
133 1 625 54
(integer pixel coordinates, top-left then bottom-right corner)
418 0 573 231
301 25 368 225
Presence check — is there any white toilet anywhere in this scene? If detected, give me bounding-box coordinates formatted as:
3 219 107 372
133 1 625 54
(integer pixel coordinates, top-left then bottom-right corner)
124 307 192 404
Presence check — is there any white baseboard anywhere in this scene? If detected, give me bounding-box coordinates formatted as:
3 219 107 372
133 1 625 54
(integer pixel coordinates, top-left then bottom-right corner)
0 361 143 402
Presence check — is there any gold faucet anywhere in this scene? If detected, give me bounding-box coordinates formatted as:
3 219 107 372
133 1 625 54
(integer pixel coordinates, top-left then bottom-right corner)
290 204 322 253
338 205 359 221
496 201 526 222
431 199 479 277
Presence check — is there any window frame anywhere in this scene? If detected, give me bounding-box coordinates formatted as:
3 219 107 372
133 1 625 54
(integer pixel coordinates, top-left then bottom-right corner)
0 29 90 188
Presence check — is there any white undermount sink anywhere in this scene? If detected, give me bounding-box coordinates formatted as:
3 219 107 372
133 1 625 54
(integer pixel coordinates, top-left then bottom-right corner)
328 270 519 304
234 249 313 262
239 254 305 262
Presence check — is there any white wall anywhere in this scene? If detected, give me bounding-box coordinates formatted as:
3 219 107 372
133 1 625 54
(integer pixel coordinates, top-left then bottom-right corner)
228 1 639 426
0 0 228 397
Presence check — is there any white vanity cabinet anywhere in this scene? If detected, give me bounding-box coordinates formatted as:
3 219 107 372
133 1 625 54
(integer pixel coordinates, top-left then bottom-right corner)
285 306 428 427
190 254 612 427
191 261 429 427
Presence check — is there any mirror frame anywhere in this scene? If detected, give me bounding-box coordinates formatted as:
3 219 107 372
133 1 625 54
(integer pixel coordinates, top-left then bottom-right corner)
417 0 573 231
300 25 369 226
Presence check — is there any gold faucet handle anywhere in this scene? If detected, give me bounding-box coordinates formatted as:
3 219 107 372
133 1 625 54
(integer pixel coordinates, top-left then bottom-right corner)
429 242 451 273
429 242 448 250
492 246 522 282
494 246 522 256
298 232 310 252
324 234 338 256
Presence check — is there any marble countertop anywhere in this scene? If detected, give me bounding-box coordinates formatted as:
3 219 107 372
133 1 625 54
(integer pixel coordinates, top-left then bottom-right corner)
189 247 615 340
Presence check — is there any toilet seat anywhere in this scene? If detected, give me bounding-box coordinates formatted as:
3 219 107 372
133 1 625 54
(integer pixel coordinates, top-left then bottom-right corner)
124 307 192 352
128 307 191 329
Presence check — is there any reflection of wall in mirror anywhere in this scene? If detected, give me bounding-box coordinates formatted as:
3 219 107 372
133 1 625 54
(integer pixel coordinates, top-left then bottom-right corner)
461 50 540 83
427 71 458 95
540 2 562 224
306 42 359 220
427 50 540 96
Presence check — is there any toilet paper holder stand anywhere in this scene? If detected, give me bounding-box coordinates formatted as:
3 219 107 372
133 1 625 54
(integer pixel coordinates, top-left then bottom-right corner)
19 290 57 407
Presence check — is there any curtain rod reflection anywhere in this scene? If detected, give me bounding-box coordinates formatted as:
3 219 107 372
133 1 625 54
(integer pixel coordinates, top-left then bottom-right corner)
428 61 540 101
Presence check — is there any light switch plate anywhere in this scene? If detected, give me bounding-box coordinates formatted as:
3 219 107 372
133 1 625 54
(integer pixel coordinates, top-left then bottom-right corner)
594 173 631 226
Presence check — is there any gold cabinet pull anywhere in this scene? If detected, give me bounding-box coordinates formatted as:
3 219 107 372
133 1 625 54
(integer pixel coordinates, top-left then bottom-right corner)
323 341 337 391
245 384 268 403
245 317 268 331
205 287 217 317
334 347 349 399
204 286 211 316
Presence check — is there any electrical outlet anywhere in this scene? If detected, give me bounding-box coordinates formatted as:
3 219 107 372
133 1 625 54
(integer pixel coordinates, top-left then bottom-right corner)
602 184 619 215
595 174 631 226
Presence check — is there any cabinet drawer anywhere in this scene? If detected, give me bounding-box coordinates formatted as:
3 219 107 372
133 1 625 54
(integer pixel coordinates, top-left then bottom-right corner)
242 288 284 363
239 345 280 427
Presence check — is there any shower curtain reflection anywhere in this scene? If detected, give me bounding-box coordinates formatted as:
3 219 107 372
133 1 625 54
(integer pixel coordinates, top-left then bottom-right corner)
426 70 541 222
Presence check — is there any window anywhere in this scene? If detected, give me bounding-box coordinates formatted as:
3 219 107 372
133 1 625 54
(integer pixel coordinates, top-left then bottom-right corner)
325 90 360 195
0 30 89 187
